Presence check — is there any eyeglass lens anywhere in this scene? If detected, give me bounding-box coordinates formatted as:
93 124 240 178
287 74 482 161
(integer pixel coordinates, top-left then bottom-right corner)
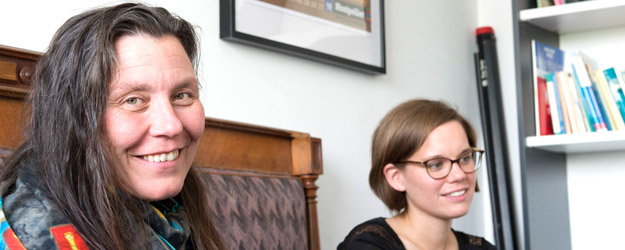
426 151 483 179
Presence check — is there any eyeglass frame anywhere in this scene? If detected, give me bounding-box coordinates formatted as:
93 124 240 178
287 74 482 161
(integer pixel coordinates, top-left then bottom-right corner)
395 147 485 180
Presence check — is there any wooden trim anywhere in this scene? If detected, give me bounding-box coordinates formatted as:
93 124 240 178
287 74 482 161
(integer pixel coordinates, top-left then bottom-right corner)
300 174 320 250
0 45 40 99
0 45 42 61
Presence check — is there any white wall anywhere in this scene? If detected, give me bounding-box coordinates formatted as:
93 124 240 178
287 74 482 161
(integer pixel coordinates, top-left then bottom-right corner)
1 1 495 249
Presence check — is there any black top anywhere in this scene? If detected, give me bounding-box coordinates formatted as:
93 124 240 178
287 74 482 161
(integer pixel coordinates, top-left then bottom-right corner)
338 217 497 250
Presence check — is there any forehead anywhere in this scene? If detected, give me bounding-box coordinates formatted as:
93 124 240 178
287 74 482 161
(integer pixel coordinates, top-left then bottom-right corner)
114 34 191 68
412 121 470 158
109 34 195 89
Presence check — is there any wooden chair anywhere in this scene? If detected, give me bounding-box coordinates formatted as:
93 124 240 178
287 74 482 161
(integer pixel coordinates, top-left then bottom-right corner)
0 45 323 250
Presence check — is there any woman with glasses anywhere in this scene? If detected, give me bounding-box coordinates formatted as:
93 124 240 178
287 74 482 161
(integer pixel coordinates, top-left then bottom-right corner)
338 99 496 250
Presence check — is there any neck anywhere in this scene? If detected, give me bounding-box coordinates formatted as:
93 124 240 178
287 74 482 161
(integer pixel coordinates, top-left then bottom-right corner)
387 208 456 250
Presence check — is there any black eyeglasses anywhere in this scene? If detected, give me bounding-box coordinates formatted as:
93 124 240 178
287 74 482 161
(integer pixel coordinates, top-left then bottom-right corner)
396 147 484 179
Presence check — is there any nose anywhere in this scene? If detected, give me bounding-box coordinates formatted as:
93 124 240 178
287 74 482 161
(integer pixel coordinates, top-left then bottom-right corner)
148 99 183 138
447 161 467 181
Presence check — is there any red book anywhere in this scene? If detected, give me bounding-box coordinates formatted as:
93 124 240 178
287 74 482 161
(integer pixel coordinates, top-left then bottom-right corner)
537 77 554 135
532 40 563 136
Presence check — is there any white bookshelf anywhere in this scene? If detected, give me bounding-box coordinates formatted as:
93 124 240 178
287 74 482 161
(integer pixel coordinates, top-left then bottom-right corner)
515 1 625 249
526 131 625 153
520 0 625 34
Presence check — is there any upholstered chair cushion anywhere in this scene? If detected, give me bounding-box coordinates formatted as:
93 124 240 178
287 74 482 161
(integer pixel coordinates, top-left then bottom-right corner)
201 169 308 250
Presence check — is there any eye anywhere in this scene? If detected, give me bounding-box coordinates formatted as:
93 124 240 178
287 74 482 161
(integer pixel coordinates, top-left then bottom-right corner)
425 159 445 171
172 92 194 105
117 95 148 112
459 153 473 164
125 97 140 105
174 92 190 100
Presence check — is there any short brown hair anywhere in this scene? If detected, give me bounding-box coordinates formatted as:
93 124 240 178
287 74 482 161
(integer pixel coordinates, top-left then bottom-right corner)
369 99 477 213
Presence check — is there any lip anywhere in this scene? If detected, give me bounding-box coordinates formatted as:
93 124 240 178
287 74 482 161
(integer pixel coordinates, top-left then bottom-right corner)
442 188 469 202
134 148 182 168
137 147 182 157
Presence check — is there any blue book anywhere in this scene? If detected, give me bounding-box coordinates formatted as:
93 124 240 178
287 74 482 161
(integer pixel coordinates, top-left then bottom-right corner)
532 40 565 135
592 85 613 131
603 68 625 122
570 51 607 132
546 73 566 134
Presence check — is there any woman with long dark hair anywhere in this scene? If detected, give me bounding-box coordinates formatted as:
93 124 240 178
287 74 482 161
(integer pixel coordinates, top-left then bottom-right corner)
0 3 223 249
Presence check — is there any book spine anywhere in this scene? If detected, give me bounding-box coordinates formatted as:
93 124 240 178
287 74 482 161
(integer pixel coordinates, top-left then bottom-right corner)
571 53 607 131
589 86 609 131
537 0 554 8
567 73 590 133
604 68 625 122
556 71 573 133
536 77 553 135
591 82 613 131
547 73 565 134
616 69 625 104
595 70 624 130
575 76 594 132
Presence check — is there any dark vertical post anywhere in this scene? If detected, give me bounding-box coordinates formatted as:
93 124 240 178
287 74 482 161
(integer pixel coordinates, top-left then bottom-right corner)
474 26 517 250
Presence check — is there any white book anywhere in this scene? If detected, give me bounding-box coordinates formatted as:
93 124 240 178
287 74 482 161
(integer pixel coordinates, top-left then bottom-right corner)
546 76 563 134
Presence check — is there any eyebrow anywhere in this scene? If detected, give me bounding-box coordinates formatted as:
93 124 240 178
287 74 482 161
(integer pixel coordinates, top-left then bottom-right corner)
111 77 198 93
422 147 474 160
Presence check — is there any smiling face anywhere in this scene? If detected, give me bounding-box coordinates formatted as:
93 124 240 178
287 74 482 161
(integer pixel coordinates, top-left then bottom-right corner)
391 121 476 220
104 34 205 201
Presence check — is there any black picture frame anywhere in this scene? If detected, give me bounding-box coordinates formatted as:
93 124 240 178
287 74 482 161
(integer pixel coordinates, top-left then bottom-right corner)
220 0 386 74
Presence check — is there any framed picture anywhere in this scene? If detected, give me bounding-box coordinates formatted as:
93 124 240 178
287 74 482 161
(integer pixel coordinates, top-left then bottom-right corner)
220 0 386 74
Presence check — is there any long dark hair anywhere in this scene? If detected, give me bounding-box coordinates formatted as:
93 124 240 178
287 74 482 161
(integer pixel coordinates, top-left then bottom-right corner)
0 3 223 249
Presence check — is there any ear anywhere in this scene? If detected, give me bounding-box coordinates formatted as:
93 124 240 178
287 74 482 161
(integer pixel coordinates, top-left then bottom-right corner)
383 163 406 192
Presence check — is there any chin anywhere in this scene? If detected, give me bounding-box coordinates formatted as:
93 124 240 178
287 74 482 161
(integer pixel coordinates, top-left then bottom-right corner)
449 206 471 219
439 204 471 220
132 183 184 201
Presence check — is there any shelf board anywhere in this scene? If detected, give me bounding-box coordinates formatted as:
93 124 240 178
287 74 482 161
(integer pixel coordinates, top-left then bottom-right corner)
526 131 625 153
520 0 625 34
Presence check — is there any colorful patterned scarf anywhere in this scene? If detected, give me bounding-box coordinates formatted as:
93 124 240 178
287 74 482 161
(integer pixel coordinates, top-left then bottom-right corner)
0 173 191 250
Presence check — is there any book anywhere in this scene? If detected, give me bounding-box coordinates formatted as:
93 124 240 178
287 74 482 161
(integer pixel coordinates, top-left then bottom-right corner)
566 72 591 133
563 53 591 133
537 0 554 7
532 40 564 136
546 73 565 134
573 70 594 133
589 70 615 131
617 69 625 97
570 50 608 132
604 68 625 123
581 54 615 131
536 77 553 135
557 72 584 133
554 71 573 133
594 70 625 130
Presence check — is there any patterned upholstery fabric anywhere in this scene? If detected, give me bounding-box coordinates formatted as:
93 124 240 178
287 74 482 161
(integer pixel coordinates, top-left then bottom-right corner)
0 149 310 249
201 170 308 250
